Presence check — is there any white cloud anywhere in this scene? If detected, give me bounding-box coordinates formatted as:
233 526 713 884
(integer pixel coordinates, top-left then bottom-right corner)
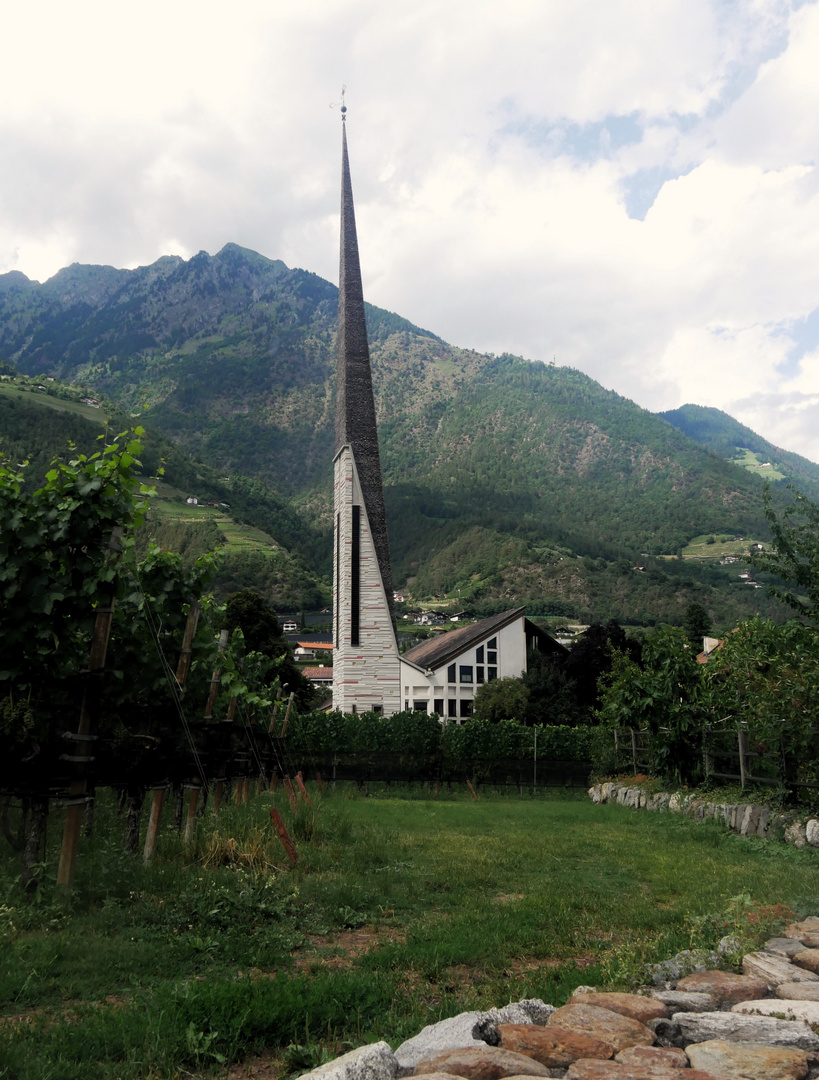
2 0 819 462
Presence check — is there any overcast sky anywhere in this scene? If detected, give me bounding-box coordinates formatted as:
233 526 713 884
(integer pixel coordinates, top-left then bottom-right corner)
2 1 819 461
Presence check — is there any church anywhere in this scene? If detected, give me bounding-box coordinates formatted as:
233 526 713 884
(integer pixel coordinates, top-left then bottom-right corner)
331 109 563 716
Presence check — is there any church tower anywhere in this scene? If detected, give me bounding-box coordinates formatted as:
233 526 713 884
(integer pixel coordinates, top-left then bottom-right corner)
332 108 402 714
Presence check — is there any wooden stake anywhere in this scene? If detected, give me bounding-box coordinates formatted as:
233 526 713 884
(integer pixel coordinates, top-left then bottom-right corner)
183 786 199 845
295 771 313 808
269 808 298 865
283 775 298 813
466 779 478 800
316 772 324 793
280 693 294 737
143 787 166 864
56 527 123 897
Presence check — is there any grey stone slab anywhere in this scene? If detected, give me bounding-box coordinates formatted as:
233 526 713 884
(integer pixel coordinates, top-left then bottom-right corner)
732 998 819 1025
672 1011 819 1052
395 1014 484 1070
297 1041 397 1080
651 990 716 1013
766 939 808 959
743 952 819 988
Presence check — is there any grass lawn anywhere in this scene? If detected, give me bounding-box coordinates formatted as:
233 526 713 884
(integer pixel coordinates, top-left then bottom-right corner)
0 786 815 1079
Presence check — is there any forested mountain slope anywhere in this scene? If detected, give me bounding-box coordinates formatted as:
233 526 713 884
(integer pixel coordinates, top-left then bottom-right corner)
0 246 797 626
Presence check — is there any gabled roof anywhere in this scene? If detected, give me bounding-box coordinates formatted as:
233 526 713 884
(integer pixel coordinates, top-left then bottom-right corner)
297 641 334 650
302 666 333 680
401 608 527 672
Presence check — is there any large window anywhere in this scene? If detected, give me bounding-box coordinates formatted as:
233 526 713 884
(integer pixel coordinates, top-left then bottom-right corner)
460 699 473 718
487 637 497 665
476 667 485 684
448 699 457 718
476 645 484 663
413 700 428 713
447 663 456 684
459 665 473 683
488 667 498 682
433 698 444 715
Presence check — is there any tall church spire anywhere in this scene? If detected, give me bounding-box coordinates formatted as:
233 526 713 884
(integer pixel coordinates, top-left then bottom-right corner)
332 107 401 715
335 118 395 626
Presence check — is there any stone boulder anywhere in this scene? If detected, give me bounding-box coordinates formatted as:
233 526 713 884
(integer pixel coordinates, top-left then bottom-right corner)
295 1041 397 1080
672 1011 819 1052
547 1004 654 1054
685 1039 809 1080
395 1015 485 1070
732 998 819 1025
496 1024 614 1068
568 992 669 1025
413 1047 552 1080
676 969 768 1004
742 952 819 989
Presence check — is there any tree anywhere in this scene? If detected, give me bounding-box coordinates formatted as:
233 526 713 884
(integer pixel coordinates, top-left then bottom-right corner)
683 602 712 649
751 485 819 621
472 677 529 723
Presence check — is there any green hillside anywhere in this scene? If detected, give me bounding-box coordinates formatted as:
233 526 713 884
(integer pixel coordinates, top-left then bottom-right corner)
0 248 800 628
660 404 819 500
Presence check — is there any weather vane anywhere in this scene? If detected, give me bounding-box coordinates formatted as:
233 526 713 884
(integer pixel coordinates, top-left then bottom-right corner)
330 85 347 121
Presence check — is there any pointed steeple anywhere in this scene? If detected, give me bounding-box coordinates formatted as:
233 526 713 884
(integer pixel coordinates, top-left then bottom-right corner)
336 120 396 626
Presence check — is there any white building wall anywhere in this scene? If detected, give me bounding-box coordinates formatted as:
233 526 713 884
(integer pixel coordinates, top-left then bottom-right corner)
333 446 401 714
399 614 528 716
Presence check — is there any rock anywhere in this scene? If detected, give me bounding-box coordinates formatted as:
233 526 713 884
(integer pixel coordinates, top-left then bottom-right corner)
767 939 809 959
646 1020 684 1049
547 1004 654 1053
496 1024 614 1068
686 1039 810 1080
739 804 763 837
568 992 669 1025
473 1002 555 1045
787 920 819 938
644 949 719 986
396 1015 485 1069
565 1062 720 1080
296 1041 397 1080
776 983 819 1002
785 823 807 848
806 820 819 847
793 950 819 975
758 807 772 836
732 999 819 1025
614 1047 688 1069
676 969 768 1004
743 952 819 989
414 1048 552 1080
671 1012 819 1052
650 990 716 1013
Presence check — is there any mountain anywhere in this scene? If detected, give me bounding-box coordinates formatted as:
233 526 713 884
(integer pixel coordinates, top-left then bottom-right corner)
0 246 799 628
660 404 819 501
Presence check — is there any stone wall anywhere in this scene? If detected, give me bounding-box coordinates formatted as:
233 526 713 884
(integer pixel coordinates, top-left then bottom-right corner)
588 782 819 849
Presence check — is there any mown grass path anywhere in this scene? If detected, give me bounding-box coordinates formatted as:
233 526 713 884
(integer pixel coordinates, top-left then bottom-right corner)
0 788 814 1079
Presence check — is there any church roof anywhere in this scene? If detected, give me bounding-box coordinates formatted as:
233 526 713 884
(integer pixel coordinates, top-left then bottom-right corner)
402 608 525 671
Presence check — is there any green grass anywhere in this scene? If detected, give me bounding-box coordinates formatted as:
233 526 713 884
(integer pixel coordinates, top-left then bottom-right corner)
0 383 109 425
681 533 762 560
731 448 787 482
0 787 815 1079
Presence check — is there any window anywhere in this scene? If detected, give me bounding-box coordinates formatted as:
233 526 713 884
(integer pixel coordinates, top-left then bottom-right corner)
487 638 497 648
487 637 497 664
351 505 361 646
447 663 456 684
352 704 358 714
373 705 383 715
476 667 485 684
459 665 473 683
448 699 457 718
476 645 484 663
488 667 498 682
460 699 473 718
413 700 428 713
404 700 409 710
433 698 444 715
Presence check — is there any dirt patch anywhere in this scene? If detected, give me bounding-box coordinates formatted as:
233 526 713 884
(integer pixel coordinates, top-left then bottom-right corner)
292 926 405 971
494 894 525 904
226 1053 282 1080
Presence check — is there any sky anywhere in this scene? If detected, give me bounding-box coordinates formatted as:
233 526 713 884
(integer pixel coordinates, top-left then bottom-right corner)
2 0 819 461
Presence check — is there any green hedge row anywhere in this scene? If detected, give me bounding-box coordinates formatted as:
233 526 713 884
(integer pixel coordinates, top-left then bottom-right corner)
286 711 597 784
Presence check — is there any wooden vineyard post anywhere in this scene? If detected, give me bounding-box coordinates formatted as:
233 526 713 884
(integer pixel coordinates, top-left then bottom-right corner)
144 602 201 860
280 693 294 737
212 695 237 813
295 771 313 808
466 779 478 800
738 726 749 789
183 622 227 847
56 528 123 898
269 808 298 866
283 775 298 813
316 772 323 793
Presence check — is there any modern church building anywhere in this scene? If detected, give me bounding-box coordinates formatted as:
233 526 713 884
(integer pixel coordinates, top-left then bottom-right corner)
331 110 564 716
